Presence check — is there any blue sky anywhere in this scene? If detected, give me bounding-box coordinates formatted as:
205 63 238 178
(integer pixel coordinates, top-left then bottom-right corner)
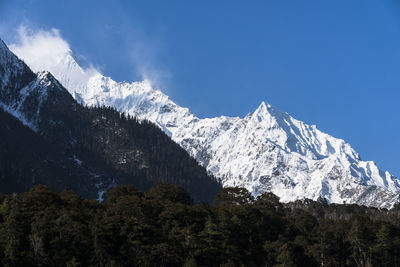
0 0 399 177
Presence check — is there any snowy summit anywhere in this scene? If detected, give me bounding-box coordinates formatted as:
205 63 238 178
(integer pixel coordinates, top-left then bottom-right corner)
9 40 400 208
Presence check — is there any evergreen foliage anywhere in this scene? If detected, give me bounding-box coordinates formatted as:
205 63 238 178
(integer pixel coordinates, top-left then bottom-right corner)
0 104 221 202
0 185 399 266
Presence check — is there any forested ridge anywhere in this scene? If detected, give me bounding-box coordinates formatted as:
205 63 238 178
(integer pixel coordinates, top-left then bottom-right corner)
0 184 399 266
0 103 221 202
0 40 221 202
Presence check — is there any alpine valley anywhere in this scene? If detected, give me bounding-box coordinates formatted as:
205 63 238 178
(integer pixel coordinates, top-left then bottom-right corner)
2 37 400 208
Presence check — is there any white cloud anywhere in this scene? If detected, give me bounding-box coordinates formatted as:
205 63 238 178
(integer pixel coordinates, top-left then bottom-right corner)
10 26 71 72
8 25 170 94
129 41 171 90
9 25 100 94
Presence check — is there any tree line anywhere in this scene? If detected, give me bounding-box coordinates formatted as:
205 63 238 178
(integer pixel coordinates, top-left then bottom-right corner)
0 184 399 266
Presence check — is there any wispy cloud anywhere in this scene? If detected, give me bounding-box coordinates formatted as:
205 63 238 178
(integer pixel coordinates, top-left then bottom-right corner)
123 29 171 90
10 25 72 72
8 23 171 94
9 25 100 93
128 37 171 90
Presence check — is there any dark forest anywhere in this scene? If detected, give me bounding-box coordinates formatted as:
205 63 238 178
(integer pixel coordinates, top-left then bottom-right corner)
0 184 399 266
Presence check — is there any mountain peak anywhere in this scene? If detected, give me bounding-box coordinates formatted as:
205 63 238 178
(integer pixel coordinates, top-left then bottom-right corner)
0 39 7 51
37 71 60 85
8 37 400 208
257 101 272 110
255 101 277 114
250 101 279 122
0 37 26 69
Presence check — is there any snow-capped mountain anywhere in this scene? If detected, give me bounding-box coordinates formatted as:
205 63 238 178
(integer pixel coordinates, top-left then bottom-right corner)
10 41 400 208
0 38 220 202
0 39 70 131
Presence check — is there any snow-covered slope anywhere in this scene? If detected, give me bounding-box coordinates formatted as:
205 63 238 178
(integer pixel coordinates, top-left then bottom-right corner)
0 39 44 130
12 44 400 208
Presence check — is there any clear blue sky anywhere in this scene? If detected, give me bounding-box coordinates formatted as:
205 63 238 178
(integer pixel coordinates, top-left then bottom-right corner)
1 0 399 177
